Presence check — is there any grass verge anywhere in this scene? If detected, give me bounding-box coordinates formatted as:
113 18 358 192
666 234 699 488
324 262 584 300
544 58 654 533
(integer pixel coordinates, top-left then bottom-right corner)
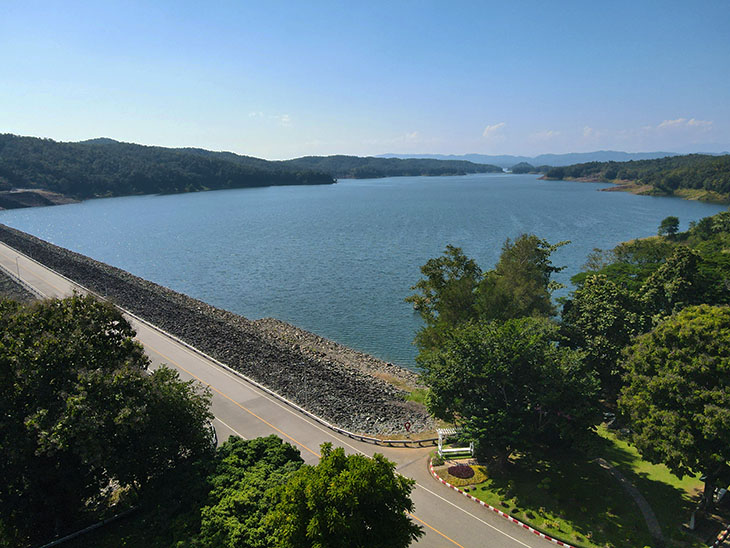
434 428 707 548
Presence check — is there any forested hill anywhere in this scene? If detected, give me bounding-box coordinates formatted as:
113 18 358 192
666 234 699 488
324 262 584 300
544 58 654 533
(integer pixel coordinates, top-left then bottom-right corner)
0 135 506 205
0 135 335 201
279 155 503 178
543 154 730 200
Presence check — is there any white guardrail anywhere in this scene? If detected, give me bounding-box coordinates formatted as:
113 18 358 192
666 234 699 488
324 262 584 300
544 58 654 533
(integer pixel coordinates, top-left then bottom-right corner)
0 242 438 449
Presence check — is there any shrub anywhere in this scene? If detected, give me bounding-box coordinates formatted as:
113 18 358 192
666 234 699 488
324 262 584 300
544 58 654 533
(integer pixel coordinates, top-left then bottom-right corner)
447 465 475 479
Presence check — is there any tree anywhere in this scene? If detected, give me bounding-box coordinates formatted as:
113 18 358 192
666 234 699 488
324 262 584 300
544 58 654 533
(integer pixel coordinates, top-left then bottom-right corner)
639 246 707 319
476 234 568 322
268 443 423 548
405 245 481 351
194 436 303 548
407 235 568 353
561 274 647 402
658 216 680 237
420 318 600 466
619 305 730 510
570 238 676 293
52 365 216 491
0 295 215 546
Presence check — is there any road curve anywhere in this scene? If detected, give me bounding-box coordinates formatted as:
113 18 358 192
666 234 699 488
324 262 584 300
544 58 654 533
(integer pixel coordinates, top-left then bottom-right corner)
0 240 550 548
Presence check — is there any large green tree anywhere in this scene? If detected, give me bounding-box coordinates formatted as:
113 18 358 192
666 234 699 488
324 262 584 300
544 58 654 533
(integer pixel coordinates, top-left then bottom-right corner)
619 305 730 509
407 235 567 354
571 238 676 293
638 246 707 319
405 244 481 350
561 274 647 402
658 216 680 237
420 318 600 466
193 436 303 548
0 295 215 546
268 443 423 548
476 234 568 322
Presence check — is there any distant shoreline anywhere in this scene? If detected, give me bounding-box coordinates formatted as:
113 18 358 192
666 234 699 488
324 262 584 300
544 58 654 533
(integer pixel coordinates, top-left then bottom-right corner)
540 175 730 204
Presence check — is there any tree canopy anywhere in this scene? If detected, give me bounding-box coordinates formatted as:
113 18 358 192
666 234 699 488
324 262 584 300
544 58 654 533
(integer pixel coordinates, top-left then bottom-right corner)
560 274 647 401
543 154 730 198
405 244 482 351
509 162 537 174
406 235 567 354
0 134 504 203
0 134 334 200
618 305 730 508
0 295 215 547
476 235 568 322
279 155 502 178
193 435 304 548
563 210 730 405
658 215 680 236
267 443 423 548
419 318 599 465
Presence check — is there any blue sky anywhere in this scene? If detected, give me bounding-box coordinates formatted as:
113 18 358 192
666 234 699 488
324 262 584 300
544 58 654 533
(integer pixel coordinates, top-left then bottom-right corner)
2 1 729 159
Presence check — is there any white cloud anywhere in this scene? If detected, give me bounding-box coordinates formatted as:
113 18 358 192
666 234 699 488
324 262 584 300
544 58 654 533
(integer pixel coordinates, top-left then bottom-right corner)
657 117 712 131
530 129 561 141
482 122 506 139
687 118 713 129
248 111 264 118
273 114 291 127
658 117 687 129
362 131 438 147
583 126 596 138
482 122 506 137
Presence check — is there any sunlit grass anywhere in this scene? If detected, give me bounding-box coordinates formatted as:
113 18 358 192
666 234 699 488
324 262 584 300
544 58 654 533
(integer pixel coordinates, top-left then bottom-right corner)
440 428 705 548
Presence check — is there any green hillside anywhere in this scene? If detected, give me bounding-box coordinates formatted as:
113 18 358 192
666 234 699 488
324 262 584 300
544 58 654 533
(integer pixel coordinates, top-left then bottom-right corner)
544 154 730 201
0 134 334 200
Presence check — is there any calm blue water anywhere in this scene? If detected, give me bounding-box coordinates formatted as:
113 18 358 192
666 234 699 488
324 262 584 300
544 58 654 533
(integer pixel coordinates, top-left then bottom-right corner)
0 174 725 368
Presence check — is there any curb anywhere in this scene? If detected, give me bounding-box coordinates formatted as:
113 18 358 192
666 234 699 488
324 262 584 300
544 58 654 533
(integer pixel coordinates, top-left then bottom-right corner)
428 459 577 548
712 523 730 547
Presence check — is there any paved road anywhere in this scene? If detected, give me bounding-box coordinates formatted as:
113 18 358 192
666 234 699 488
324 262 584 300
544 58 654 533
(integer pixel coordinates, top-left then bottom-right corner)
0 240 548 548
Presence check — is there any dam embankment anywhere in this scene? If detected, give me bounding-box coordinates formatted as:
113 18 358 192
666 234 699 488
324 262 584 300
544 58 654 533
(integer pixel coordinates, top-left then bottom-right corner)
0 224 433 435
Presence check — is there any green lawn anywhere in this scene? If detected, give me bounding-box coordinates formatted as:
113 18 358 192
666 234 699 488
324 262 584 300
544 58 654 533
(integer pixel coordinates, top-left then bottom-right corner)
438 427 705 548
594 426 703 547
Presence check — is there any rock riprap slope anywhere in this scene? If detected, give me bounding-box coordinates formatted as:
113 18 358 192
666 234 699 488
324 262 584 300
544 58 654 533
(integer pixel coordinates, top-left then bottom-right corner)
0 224 433 435
0 268 36 303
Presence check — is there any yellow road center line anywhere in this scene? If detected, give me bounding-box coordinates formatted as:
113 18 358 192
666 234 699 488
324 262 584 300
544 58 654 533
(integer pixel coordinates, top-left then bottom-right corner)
147 345 321 458
407 512 466 547
147 348 469 547
142 327 535 546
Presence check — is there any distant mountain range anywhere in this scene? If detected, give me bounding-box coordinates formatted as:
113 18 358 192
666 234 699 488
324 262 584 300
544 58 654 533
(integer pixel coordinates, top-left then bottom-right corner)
377 151 725 169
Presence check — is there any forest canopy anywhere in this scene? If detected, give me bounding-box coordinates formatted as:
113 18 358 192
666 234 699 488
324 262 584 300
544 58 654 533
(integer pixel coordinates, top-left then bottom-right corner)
0 134 335 200
0 135 503 202
279 155 503 178
543 154 730 198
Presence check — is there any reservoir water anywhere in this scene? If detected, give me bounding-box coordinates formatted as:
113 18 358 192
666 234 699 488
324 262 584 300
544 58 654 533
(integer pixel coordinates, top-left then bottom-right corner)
0 173 725 368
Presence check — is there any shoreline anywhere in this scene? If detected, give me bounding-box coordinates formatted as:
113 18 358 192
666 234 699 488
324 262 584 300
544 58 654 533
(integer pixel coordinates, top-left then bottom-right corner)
539 176 730 204
0 223 433 435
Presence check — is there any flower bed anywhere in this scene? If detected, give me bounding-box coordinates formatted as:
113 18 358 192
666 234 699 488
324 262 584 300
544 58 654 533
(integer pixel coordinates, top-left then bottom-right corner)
448 464 475 479
435 464 487 487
